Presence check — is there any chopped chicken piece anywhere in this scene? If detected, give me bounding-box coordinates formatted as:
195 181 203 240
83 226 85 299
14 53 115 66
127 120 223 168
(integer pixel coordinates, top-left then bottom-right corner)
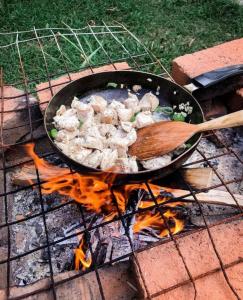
135 111 154 129
53 113 79 132
141 155 172 170
109 128 136 147
54 141 71 156
108 136 128 157
81 136 104 151
68 138 85 154
126 128 137 146
120 121 133 133
117 108 133 122
56 105 66 116
124 96 140 113
132 85 142 93
94 113 102 124
80 125 102 139
139 92 159 111
70 148 92 163
100 149 118 170
71 99 94 121
80 114 95 132
90 95 107 113
115 157 138 173
100 108 118 125
55 129 78 143
85 150 103 168
116 146 128 158
109 100 125 110
98 124 117 137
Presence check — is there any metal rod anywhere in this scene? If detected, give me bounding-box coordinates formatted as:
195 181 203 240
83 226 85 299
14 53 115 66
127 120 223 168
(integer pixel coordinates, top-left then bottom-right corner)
15 32 57 300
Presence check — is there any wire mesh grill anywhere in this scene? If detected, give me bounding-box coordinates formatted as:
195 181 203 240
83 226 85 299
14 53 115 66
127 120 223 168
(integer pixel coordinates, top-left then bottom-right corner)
0 23 242 300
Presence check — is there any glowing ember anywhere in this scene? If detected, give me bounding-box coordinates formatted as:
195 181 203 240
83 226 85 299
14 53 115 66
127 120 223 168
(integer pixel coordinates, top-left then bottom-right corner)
24 143 185 271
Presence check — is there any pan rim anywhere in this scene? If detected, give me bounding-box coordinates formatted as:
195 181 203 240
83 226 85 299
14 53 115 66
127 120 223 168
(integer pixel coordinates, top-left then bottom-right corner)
44 70 204 176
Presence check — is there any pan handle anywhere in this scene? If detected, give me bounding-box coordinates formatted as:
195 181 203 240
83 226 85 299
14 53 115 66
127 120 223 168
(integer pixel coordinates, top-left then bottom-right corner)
184 64 243 99
192 64 243 88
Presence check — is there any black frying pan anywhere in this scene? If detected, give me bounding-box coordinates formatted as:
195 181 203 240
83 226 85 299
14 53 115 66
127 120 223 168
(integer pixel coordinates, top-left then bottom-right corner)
44 66 243 183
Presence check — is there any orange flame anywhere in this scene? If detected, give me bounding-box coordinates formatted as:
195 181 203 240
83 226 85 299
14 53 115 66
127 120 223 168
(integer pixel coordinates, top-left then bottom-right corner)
24 143 185 270
74 234 92 271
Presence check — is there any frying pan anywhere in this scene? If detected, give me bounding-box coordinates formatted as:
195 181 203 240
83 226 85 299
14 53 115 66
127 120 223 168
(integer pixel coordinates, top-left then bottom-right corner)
44 65 243 183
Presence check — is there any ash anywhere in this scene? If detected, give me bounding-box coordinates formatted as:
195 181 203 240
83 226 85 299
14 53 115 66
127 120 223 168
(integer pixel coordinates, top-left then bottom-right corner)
8 128 243 287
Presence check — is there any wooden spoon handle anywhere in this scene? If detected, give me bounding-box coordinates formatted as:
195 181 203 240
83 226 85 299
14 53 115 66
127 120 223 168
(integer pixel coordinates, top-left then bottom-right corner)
196 110 243 132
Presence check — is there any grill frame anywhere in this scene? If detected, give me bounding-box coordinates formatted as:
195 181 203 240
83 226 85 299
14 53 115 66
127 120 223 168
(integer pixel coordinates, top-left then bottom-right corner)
0 23 242 300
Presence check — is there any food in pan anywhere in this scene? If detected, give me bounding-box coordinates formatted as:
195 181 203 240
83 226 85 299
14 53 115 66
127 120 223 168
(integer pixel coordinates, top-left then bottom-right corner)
51 86 193 173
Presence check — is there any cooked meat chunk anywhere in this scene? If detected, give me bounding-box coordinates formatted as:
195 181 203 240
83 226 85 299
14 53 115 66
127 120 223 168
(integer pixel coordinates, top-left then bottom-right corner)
98 124 117 137
90 95 107 113
56 104 66 116
71 99 94 121
135 111 154 128
126 128 137 146
54 141 71 156
120 121 133 133
70 148 92 164
53 112 79 132
85 150 103 168
117 108 133 122
55 129 78 143
81 136 104 151
139 92 159 111
108 128 136 147
109 100 125 110
100 108 118 125
108 136 128 157
100 148 118 170
115 157 138 173
124 96 140 113
80 125 102 139
141 155 172 170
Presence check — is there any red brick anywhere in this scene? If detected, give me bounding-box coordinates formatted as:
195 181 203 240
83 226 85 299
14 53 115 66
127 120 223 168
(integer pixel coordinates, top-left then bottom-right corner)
133 219 242 298
172 38 243 85
4 262 136 300
154 263 243 300
36 62 129 113
0 86 38 149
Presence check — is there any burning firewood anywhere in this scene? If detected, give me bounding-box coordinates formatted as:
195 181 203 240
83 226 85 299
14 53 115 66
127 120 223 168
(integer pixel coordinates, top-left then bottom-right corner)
11 162 242 207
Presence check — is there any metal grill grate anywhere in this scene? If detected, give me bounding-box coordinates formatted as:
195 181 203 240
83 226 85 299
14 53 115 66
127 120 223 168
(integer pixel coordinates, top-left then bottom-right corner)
0 23 242 300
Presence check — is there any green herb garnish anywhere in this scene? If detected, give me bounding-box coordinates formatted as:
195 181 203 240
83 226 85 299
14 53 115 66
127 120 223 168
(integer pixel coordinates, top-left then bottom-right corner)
185 143 192 148
50 128 58 138
130 112 139 122
172 112 185 122
155 106 173 115
107 82 118 88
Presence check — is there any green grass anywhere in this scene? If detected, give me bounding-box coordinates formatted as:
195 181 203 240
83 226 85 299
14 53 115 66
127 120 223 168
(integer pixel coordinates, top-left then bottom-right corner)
0 0 243 85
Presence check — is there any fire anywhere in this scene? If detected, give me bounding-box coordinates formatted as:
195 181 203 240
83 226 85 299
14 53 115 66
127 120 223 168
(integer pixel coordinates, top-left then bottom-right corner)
74 234 92 271
24 143 185 271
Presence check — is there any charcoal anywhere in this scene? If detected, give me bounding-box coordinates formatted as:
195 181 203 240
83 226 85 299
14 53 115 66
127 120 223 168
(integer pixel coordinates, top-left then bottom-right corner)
187 203 239 227
111 235 132 262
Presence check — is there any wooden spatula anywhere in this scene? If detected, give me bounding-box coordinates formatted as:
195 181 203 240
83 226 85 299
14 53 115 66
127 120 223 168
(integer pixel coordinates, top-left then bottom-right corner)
129 110 243 160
